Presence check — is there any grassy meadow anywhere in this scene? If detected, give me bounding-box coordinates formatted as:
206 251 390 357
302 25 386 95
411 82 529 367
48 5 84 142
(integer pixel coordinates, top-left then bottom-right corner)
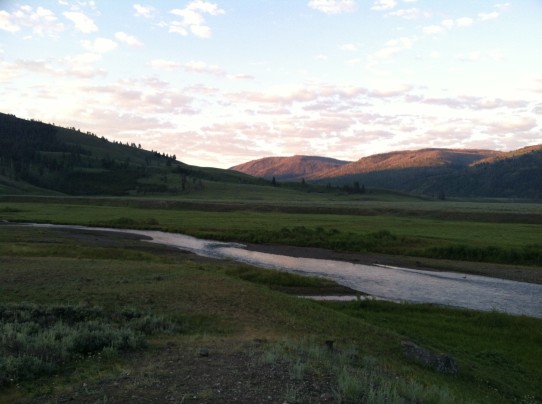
1 190 542 402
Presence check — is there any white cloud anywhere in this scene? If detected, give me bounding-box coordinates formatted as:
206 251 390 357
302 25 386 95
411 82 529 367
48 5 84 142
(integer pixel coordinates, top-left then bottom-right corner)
495 3 510 11
456 17 473 27
149 59 181 70
370 36 416 61
169 1 225 38
0 10 20 32
63 53 106 78
63 11 97 33
133 4 156 18
339 43 358 52
478 11 499 21
81 37 117 53
308 0 357 15
455 49 506 63
190 24 211 38
184 60 224 76
148 58 250 79
423 24 445 35
115 32 143 47
371 0 397 11
424 17 474 35
0 6 64 35
388 8 431 19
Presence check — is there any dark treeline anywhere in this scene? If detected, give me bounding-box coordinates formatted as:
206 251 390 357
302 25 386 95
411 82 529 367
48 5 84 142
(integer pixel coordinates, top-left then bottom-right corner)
0 112 264 196
0 113 177 195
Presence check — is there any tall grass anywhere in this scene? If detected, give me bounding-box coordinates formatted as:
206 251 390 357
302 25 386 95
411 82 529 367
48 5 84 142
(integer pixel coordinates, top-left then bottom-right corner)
258 338 459 403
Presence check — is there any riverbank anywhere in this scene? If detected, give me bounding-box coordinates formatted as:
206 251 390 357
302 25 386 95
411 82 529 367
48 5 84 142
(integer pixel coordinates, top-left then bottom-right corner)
7 222 541 285
2 223 542 402
243 242 542 285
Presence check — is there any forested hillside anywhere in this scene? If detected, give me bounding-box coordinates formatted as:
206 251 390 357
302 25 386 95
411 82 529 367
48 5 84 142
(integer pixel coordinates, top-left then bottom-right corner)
0 113 257 195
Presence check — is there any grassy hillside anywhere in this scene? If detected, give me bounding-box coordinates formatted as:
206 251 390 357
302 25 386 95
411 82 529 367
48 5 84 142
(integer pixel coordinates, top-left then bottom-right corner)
0 113 262 196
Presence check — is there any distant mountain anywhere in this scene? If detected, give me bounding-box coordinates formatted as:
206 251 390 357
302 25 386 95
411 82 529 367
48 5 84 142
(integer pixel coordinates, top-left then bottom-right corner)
308 148 501 179
310 146 542 199
230 155 350 181
472 144 542 166
232 146 542 199
0 112 259 196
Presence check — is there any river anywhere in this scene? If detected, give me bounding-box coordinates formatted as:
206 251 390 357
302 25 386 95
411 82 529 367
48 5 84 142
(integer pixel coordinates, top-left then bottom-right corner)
23 224 542 318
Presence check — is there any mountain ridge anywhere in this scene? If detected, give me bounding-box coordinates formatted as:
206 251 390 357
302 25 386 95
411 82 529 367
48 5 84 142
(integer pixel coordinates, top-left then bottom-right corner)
231 145 542 199
230 155 350 181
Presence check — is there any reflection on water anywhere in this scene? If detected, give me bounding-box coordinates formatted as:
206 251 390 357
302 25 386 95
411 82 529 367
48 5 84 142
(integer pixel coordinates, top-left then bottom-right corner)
27 224 542 318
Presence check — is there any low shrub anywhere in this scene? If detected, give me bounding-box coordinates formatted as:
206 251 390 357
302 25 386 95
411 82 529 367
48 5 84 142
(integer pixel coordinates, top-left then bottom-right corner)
0 303 180 386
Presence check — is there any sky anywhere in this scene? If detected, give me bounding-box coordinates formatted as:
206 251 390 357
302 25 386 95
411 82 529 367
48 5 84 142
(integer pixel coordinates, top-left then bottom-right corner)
1 1 541 168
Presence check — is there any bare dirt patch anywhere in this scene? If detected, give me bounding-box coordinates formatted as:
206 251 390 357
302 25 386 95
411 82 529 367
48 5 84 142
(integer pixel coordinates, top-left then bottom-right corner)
30 338 337 404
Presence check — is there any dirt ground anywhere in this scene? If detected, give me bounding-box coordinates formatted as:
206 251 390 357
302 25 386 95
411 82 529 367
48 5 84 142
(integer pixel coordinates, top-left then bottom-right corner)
29 338 337 404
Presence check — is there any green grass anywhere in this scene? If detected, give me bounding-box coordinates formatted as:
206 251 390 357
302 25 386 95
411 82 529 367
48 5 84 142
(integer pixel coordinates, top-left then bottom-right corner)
0 227 542 402
2 197 542 265
1 198 542 401
328 300 542 402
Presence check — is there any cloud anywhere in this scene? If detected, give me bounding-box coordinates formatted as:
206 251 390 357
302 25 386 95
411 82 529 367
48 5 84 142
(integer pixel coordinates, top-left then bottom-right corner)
169 1 225 38
339 43 358 52
183 60 225 76
455 17 473 26
81 37 117 53
455 49 505 63
422 25 445 35
421 95 527 110
80 80 197 116
0 6 64 35
115 32 143 47
308 0 357 14
0 10 20 33
369 36 416 61
2 53 106 79
63 53 107 78
149 58 252 80
133 4 156 18
63 11 97 33
388 8 431 19
149 59 180 70
478 11 499 21
485 116 537 134
423 16 474 35
371 0 397 11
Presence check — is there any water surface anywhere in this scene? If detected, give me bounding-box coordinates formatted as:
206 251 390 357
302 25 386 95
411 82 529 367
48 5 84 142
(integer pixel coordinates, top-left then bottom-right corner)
26 224 542 318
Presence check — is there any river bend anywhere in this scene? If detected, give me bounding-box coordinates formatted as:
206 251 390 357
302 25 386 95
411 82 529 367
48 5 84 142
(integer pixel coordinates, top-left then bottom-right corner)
23 224 542 318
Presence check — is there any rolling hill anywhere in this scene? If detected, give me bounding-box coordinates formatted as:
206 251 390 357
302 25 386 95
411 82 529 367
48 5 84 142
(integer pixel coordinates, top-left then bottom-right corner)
0 112 261 196
308 148 501 179
230 155 350 181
